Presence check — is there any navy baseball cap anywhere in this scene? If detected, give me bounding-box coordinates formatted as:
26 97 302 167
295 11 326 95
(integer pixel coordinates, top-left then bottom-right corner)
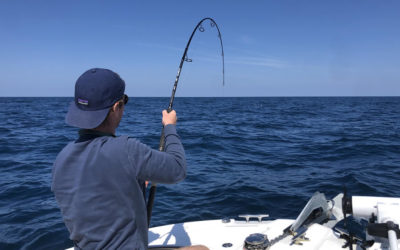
66 68 125 129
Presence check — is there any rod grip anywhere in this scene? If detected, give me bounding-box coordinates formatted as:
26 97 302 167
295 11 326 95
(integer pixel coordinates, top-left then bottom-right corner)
159 127 166 151
147 185 157 226
147 108 172 226
158 108 172 151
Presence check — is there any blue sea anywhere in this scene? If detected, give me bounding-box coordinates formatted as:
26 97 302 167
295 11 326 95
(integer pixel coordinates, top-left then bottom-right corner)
1 97 399 249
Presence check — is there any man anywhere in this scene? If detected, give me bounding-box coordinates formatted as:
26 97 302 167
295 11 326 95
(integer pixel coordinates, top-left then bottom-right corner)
52 68 189 249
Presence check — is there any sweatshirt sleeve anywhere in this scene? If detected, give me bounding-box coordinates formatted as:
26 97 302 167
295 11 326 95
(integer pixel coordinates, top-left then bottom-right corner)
127 124 187 184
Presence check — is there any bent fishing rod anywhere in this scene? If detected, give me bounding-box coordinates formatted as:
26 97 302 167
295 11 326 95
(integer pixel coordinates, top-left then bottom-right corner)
147 17 225 225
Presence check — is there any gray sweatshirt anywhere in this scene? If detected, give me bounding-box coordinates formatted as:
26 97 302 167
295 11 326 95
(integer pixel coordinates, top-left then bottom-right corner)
52 124 186 249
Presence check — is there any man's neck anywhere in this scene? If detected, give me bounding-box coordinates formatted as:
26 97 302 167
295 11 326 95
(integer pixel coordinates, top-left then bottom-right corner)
92 127 115 136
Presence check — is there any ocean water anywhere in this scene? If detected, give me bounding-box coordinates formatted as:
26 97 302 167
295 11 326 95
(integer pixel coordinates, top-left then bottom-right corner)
1 97 399 249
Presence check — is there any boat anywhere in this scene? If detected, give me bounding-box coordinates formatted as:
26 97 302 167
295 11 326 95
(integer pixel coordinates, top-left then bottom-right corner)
148 191 400 250
65 191 399 250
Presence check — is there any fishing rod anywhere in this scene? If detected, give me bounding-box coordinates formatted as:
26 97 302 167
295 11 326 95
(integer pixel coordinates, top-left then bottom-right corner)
147 17 225 226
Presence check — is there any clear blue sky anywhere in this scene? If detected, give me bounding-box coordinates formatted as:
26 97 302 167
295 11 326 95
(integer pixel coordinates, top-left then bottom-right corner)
1 0 399 97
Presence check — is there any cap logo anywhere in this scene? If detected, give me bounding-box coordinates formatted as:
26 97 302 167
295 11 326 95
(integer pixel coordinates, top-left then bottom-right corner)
78 98 89 105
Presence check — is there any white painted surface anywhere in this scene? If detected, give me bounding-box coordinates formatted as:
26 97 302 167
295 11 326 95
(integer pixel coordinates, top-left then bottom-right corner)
149 219 347 250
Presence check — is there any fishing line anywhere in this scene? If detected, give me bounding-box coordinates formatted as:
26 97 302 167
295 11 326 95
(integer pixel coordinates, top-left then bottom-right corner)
147 17 225 225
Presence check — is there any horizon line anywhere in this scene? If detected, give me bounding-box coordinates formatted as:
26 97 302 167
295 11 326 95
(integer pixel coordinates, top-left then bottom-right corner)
1 95 399 98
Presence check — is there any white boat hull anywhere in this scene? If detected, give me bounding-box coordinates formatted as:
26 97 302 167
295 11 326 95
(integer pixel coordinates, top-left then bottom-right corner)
65 192 400 250
149 218 347 249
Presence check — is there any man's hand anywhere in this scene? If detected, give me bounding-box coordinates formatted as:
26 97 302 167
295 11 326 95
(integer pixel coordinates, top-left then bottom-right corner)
162 110 177 126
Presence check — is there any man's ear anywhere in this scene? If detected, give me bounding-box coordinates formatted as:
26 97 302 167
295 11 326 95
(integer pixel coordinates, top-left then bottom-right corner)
111 102 120 112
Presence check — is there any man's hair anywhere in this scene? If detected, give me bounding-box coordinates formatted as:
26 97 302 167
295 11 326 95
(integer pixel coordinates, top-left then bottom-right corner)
93 97 124 130
94 109 112 129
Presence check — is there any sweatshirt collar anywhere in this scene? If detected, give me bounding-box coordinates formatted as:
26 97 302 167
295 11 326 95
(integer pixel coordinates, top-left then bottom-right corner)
75 129 116 143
